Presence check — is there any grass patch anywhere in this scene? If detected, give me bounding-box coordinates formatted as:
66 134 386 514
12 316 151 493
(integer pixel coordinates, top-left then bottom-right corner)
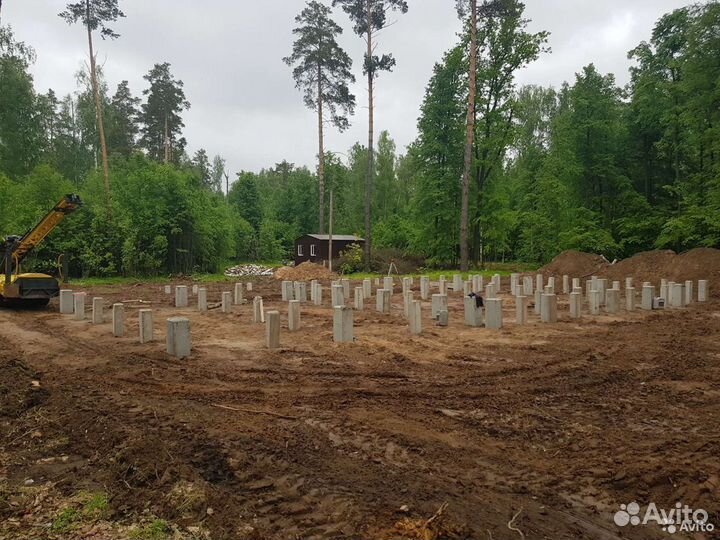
345 264 538 281
51 508 80 533
129 519 172 540
192 273 241 284
50 491 109 533
81 492 109 519
72 276 168 287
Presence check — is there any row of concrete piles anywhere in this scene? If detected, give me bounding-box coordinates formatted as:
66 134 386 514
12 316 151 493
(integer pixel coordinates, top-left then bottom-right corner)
269 274 506 345
265 273 711 348
59 289 191 358
58 272 709 358
59 283 259 358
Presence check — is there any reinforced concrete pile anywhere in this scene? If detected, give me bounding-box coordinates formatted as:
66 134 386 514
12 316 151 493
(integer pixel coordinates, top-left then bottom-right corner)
224 264 275 277
274 261 337 281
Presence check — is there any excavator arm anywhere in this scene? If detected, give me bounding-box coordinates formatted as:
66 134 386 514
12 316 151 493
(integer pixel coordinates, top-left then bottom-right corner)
8 194 83 265
1 194 82 306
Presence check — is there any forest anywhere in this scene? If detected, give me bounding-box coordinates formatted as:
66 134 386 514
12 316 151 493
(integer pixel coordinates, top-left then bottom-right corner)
0 0 718 276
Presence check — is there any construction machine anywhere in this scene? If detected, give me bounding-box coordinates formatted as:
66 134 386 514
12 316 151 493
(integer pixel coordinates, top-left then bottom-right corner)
0 194 82 307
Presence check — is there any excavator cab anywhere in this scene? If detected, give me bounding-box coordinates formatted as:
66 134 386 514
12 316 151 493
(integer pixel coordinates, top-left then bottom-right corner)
0 194 82 307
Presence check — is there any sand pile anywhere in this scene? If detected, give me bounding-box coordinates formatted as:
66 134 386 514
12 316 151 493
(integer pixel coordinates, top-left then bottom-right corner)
539 250 608 278
274 261 337 281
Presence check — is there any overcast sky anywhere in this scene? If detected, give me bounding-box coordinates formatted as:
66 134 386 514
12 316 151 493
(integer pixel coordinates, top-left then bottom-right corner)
4 0 695 177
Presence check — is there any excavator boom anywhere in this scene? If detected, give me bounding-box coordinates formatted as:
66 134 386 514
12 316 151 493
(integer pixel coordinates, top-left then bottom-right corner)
10 194 83 264
1 194 82 307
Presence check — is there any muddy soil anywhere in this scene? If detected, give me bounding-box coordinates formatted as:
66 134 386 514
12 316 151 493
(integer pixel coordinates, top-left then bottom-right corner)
1 278 718 539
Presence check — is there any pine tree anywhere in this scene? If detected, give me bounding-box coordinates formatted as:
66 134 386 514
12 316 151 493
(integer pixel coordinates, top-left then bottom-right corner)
332 0 408 268
191 148 211 187
59 0 125 201
138 62 190 163
284 0 355 235
107 80 139 157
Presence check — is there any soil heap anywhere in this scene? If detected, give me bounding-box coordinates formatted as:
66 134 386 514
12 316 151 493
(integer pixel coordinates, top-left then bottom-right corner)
539 250 608 278
539 248 720 296
274 261 337 281
605 248 720 288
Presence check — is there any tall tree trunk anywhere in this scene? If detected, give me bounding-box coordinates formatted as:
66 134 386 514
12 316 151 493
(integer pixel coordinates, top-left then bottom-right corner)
328 190 334 272
86 0 111 204
317 65 326 234
364 0 374 270
460 1 477 272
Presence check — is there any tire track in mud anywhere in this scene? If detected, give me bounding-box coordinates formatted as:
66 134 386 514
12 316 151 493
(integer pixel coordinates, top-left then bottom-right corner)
2 286 719 539
0 310 399 538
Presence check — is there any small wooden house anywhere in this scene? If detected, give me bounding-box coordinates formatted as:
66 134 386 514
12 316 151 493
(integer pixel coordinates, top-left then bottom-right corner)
294 234 364 266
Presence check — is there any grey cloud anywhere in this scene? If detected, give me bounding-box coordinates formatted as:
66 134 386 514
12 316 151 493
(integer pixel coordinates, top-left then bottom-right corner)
5 0 692 177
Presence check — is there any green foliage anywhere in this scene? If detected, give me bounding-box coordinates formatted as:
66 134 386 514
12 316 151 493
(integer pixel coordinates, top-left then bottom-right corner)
284 1 355 131
59 0 125 39
0 155 238 277
107 80 140 157
332 0 408 78
373 215 414 251
229 172 262 232
559 213 619 258
257 220 287 262
410 46 465 265
338 242 364 274
2 1 719 277
138 63 190 162
0 30 42 178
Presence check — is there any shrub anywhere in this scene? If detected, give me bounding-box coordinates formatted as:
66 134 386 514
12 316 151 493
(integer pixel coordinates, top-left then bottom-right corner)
338 243 364 274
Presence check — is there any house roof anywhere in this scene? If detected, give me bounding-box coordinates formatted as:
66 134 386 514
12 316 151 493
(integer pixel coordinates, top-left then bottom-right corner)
303 234 365 242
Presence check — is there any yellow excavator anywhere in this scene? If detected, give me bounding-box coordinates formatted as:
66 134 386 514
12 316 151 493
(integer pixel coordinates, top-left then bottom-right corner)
0 194 82 307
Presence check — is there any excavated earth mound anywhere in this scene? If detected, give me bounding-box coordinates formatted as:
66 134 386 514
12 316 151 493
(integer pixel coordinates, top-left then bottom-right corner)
605 248 720 290
539 250 608 278
274 261 337 281
540 248 720 296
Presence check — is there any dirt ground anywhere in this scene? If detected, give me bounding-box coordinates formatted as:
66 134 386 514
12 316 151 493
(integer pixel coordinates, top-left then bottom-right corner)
1 277 718 540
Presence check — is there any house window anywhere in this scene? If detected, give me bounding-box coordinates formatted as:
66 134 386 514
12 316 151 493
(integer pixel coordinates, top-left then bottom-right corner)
310 244 316 257
297 244 304 256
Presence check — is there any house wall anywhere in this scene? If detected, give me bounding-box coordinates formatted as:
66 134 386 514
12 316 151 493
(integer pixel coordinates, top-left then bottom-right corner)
294 237 364 266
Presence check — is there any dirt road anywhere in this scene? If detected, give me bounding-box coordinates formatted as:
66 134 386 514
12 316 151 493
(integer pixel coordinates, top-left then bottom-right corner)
1 279 718 539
